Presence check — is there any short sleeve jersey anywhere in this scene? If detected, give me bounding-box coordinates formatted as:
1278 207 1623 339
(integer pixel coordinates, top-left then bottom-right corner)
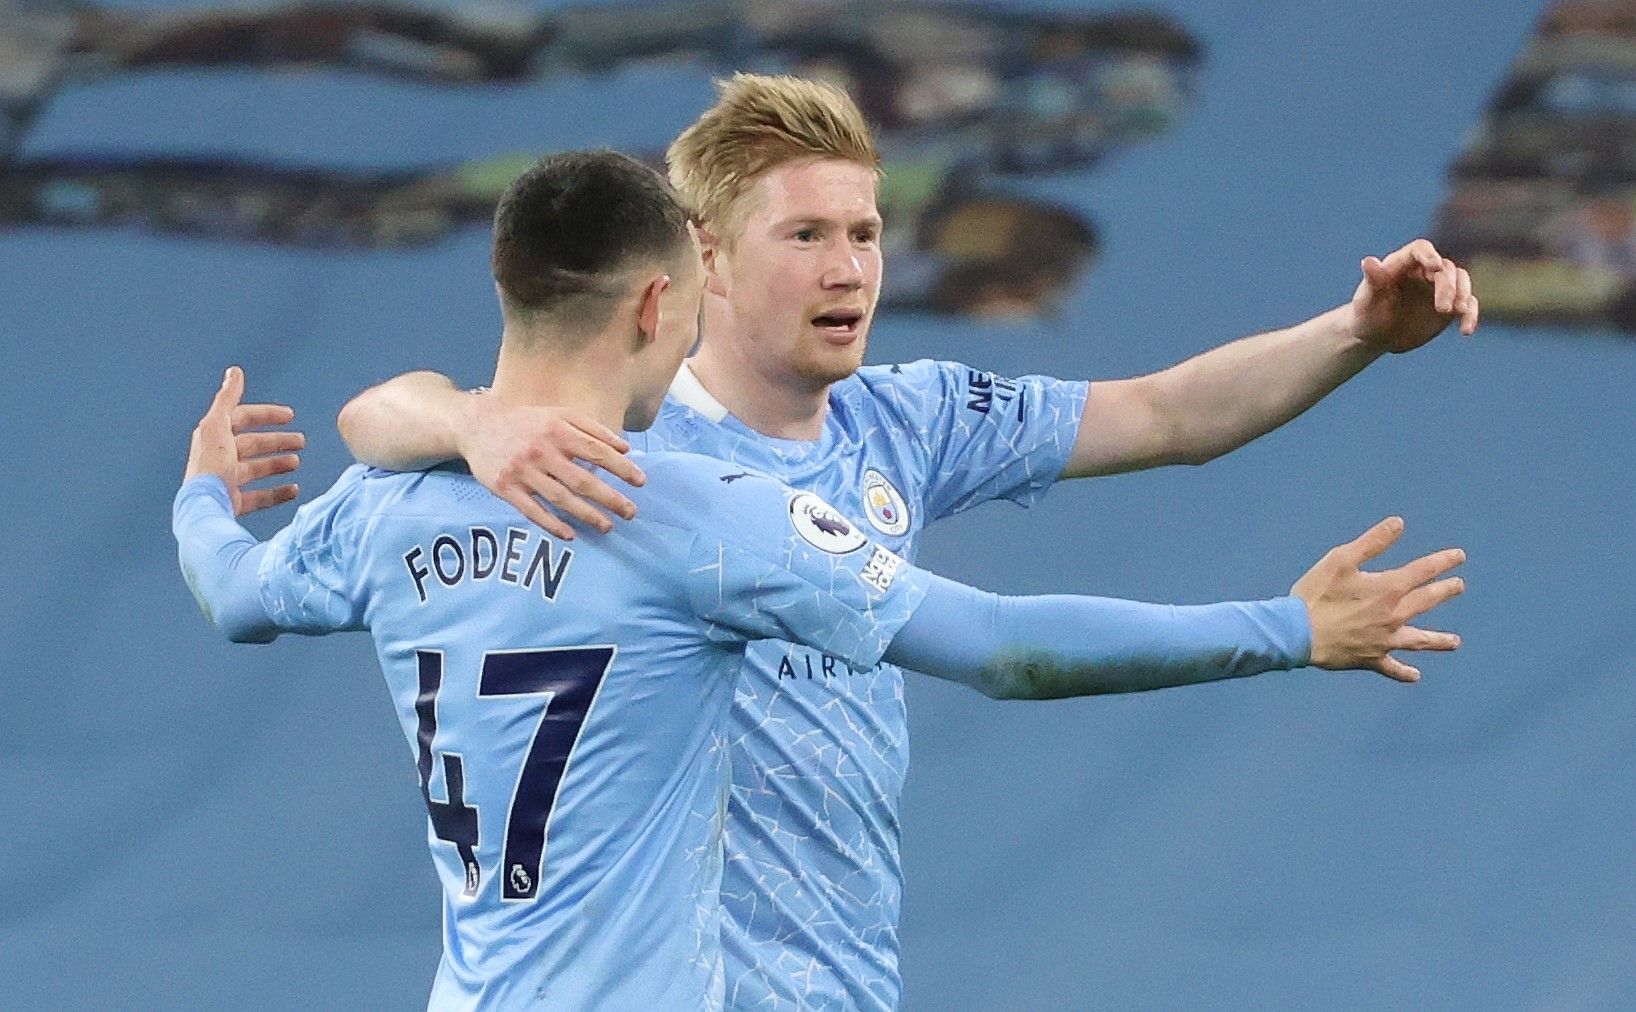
249 452 930 1011
633 360 1088 1011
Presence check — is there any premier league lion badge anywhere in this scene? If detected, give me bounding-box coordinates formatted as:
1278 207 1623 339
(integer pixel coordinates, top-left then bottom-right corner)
789 492 869 554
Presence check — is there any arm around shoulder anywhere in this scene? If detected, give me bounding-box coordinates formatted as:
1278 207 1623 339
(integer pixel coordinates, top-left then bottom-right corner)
336 370 469 471
339 369 646 541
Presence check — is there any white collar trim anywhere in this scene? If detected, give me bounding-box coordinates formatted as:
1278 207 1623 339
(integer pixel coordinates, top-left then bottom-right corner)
667 361 730 423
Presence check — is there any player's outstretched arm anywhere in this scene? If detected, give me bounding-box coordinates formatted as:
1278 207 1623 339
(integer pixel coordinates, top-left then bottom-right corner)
175 367 289 642
337 370 643 539
1063 239 1480 479
885 516 1463 698
686 468 1460 699
177 368 369 643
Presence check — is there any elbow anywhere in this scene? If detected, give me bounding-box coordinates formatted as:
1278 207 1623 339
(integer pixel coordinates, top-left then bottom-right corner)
975 668 1025 700
1153 417 1226 467
981 676 1035 701
976 660 1060 701
1154 404 1222 467
189 587 278 644
1174 444 1225 467
335 393 373 452
1132 380 1220 468
208 603 278 644
986 656 1127 701
336 374 419 451
221 621 275 645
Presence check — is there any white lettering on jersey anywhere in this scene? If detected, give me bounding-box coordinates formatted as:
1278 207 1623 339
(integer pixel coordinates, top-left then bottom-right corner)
857 545 904 593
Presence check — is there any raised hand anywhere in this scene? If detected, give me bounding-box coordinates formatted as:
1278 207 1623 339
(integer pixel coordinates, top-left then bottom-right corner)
184 366 304 516
1291 516 1466 682
1351 238 1480 352
459 393 646 541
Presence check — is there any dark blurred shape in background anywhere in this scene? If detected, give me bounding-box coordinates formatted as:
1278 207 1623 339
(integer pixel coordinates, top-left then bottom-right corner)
1434 0 1636 333
0 0 1204 318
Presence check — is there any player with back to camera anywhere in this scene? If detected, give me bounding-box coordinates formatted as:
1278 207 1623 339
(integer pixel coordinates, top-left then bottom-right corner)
197 143 1465 1010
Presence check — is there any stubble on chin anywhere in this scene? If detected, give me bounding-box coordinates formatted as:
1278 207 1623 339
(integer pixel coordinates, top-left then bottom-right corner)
793 340 867 385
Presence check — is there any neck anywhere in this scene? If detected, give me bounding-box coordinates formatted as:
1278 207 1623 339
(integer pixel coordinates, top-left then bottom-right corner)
689 305 831 441
490 325 633 430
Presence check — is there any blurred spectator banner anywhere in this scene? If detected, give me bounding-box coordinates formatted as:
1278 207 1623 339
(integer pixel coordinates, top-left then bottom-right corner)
0 0 1206 318
1434 0 1636 333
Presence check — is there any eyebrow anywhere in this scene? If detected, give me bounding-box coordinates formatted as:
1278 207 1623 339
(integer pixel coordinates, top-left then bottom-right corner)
774 215 884 232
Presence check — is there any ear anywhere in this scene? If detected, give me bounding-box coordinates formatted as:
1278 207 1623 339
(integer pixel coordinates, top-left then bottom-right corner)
636 273 671 347
696 225 729 299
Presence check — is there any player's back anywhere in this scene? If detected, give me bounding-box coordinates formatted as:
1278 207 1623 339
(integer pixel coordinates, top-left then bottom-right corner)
325 452 755 1010
250 445 927 1010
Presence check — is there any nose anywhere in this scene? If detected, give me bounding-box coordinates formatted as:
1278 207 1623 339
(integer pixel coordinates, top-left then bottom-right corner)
822 244 864 290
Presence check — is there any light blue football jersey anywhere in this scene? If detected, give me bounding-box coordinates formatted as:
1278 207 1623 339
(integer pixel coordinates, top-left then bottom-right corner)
243 451 931 1011
634 360 1088 1010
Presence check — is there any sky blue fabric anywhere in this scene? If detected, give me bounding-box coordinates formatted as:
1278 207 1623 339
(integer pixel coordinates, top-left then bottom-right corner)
633 359 1090 1010
169 448 1308 1012
6 2 1633 1010
172 456 930 1010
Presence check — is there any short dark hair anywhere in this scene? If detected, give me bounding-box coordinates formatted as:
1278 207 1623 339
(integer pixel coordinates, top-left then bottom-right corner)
491 150 692 330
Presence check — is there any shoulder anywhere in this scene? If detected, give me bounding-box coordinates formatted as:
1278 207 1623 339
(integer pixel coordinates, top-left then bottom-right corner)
624 450 791 538
827 360 973 442
633 399 718 454
290 464 506 543
359 463 502 513
853 358 946 390
846 359 970 409
627 450 783 509
628 448 760 482
291 464 378 526
632 452 873 561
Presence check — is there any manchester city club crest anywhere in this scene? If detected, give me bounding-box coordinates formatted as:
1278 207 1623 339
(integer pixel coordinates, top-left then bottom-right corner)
861 469 910 537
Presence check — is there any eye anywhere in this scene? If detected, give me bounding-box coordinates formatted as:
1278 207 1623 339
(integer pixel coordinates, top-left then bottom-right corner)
793 228 819 242
852 228 878 246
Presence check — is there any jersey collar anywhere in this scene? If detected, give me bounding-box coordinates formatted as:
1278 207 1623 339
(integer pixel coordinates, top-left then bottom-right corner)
666 361 845 459
666 361 731 423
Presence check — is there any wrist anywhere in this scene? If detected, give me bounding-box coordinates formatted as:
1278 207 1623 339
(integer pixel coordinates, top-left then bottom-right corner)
179 472 230 495
1288 586 1327 668
450 387 490 459
1333 303 1386 357
175 473 234 519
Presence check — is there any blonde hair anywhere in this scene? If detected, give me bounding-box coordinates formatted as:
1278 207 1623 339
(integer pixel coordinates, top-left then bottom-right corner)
666 72 881 238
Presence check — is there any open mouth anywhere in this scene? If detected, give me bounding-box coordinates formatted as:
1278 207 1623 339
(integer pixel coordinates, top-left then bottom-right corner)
811 309 864 339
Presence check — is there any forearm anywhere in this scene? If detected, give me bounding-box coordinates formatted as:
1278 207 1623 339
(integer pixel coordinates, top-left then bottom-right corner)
1150 304 1379 465
336 370 471 470
885 575 1310 699
173 476 279 643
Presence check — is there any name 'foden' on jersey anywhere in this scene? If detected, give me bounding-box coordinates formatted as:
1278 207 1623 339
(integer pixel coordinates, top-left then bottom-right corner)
403 526 573 604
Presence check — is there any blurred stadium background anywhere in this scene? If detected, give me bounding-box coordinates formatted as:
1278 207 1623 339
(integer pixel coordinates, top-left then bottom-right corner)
3 0 1633 1008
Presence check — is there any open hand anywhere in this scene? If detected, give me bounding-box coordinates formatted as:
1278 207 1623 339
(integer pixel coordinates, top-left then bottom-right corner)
184 366 304 515
1351 238 1480 353
1291 516 1466 682
460 394 646 541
